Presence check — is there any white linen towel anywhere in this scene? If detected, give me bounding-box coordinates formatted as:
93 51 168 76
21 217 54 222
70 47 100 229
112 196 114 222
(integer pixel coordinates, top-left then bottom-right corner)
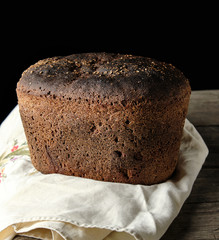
0 106 208 240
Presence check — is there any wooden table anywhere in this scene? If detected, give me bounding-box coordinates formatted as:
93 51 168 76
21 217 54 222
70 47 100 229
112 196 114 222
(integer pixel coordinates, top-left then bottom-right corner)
13 90 219 240
161 90 219 240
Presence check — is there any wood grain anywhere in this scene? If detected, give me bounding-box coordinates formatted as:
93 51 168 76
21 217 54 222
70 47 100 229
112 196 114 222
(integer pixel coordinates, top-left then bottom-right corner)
187 90 219 126
12 90 219 240
162 90 219 240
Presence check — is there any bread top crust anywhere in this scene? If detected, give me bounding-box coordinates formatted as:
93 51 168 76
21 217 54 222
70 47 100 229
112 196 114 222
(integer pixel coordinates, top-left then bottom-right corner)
17 52 191 101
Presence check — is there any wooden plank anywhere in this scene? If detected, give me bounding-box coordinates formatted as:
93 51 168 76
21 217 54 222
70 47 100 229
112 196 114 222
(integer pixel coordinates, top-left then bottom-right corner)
161 202 219 240
195 126 219 168
188 168 219 203
196 126 219 153
187 90 219 126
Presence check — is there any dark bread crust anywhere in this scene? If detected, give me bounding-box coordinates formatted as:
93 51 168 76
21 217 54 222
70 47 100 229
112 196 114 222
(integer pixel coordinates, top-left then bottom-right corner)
17 53 191 185
18 52 189 101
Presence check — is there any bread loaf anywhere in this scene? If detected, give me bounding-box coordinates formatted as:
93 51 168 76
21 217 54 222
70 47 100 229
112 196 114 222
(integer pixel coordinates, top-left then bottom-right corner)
16 52 191 185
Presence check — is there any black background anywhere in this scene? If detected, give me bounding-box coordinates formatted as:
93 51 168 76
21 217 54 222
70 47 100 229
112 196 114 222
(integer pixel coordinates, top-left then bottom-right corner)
1 8 218 124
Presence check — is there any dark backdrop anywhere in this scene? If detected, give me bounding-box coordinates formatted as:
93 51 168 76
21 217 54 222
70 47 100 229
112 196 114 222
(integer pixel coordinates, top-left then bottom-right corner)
1 18 217 124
